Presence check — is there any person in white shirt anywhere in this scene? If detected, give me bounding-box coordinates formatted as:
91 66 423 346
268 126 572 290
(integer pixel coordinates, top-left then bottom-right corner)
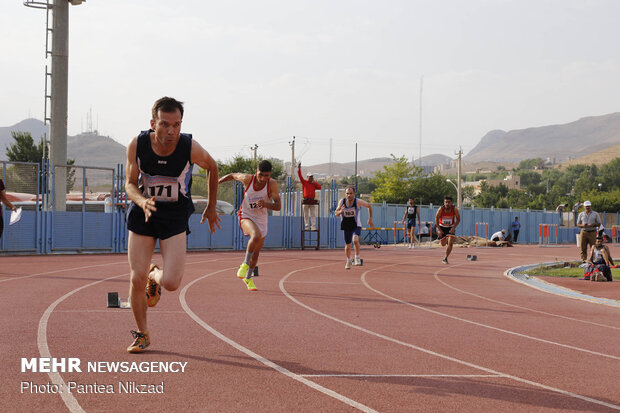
490 229 505 242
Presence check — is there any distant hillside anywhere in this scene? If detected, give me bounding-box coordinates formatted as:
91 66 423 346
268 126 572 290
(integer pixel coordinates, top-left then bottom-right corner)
0 118 48 158
557 143 620 169
294 154 452 178
465 112 620 163
68 132 126 169
0 119 126 169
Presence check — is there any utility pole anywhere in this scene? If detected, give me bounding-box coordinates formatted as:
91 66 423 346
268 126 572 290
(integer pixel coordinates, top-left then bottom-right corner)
455 147 463 208
418 75 423 167
251 144 258 169
25 0 86 211
289 136 295 178
354 142 358 194
329 138 333 179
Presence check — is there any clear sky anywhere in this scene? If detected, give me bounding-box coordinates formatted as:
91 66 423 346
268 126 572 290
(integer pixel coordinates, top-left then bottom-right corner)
2 0 619 166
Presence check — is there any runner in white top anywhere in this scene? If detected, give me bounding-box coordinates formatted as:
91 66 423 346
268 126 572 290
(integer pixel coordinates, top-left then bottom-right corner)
219 160 281 291
239 174 270 237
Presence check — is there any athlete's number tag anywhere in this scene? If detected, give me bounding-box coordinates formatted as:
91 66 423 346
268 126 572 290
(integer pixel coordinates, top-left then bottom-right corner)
248 195 263 209
343 209 355 217
143 175 178 202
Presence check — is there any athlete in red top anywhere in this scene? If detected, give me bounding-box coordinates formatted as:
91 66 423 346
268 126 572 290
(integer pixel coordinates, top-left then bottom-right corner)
435 196 460 264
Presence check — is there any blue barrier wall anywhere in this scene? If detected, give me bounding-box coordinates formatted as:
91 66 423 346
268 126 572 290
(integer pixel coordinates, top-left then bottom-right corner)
2 202 585 254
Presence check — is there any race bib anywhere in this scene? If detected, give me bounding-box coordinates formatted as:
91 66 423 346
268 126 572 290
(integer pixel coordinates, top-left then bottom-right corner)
247 195 263 209
441 217 453 226
142 175 179 202
343 209 355 218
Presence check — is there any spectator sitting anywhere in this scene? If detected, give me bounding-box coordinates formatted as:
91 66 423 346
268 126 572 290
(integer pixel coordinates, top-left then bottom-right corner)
585 236 614 281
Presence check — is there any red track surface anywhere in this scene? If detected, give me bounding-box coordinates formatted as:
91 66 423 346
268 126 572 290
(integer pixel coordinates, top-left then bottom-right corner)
2 245 619 412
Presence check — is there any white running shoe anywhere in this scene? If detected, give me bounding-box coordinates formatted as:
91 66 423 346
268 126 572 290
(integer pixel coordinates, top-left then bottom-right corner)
354 258 362 266
345 260 352 269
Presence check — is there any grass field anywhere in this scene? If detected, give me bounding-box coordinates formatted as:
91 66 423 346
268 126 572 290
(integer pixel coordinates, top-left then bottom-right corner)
525 264 620 278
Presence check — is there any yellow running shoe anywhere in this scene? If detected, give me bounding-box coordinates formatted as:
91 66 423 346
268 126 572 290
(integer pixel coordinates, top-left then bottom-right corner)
237 263 249 279
127 330 150 353
243 277 258 291
146 263 161 307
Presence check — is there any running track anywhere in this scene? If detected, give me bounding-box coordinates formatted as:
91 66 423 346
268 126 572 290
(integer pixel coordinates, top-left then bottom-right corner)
2 245 619 412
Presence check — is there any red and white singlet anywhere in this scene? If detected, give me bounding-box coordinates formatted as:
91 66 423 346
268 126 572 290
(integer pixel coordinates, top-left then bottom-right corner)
239 174 271 237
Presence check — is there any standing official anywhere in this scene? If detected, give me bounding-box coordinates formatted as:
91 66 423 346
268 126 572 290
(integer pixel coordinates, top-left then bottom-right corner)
577 200 601 262
297 163 321 230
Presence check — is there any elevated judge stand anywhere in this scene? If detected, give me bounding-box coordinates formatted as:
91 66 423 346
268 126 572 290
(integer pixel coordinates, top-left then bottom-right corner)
301 198 320 250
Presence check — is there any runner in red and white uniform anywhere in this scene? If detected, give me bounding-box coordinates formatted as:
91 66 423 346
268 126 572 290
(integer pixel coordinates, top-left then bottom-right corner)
435 196 460 264
219 160 281 291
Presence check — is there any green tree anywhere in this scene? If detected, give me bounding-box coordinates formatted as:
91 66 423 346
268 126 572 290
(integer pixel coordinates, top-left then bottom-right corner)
518 170 541 187
519 158 544 170
340 175 376 195
410 174 456 206
598 157 620 191
6 131 76 193
6 131 44 162
370 154 423 203
216 155 285 179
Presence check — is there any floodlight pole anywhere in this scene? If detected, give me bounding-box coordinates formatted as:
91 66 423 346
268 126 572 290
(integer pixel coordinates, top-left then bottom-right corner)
455 147 462 208
355 142 358 194
50 0 69 211
25 0 84 211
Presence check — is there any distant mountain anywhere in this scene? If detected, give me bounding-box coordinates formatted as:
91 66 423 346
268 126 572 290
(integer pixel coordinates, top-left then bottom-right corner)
465 112 620 163
0 119 125 169
0 118 49 158
292 154 452 178
68 132 126 169
557 142 620 169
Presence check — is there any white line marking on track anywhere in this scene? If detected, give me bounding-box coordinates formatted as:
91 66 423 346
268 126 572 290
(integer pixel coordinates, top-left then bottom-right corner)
364 264 620 360
434 263 620 330
179 262 378 413
36 257 224 413
301 374 504 378
279 263 620 411
0 261 128 283
38 272 128 413
284 280 360 285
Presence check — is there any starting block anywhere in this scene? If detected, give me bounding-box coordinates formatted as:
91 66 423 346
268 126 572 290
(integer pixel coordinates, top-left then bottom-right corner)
373 243 381 249
466 255 478 261
107 292 130 309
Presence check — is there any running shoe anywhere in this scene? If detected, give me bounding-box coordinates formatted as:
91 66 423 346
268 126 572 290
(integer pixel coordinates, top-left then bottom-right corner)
237 263 249 279
354 258 362 266
243 277 258 291
345 260 352 269
442 257 449 264
146 263 161 307
126 330 150 353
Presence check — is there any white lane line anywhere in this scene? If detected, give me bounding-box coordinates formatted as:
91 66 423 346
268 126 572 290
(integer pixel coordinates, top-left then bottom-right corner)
284 281 360 285
38 272 128 413
3 254 239 284
434 263 620 330
36 257 224 413
179 262 378 413
279 264 620 411
301 374 504 378
55 310 186 313
361 264 620 361
0 261 128 283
